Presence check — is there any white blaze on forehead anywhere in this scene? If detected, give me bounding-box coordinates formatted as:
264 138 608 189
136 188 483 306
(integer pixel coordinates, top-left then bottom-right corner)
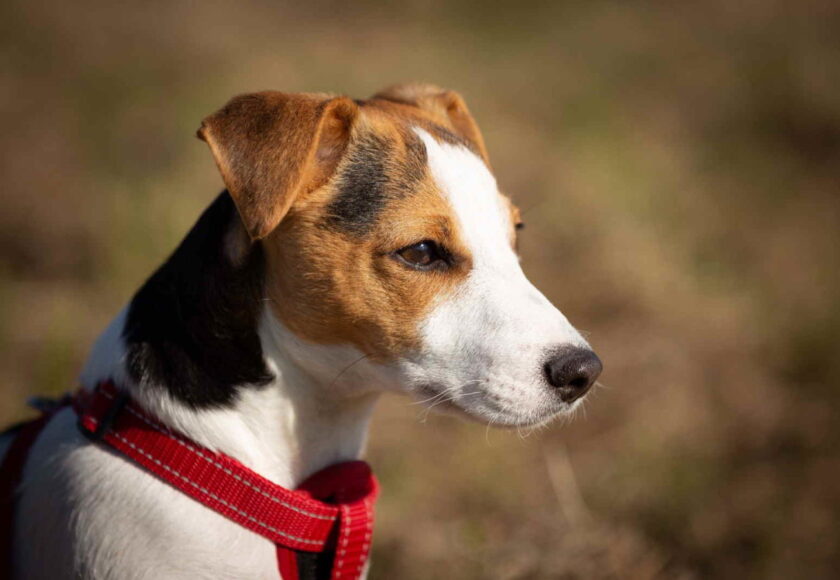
414 129 516 268
403 129 589 425
411 125 587 353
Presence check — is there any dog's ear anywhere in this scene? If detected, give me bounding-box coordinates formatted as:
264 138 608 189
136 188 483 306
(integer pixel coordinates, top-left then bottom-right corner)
373 83 488 163
198 92 358 240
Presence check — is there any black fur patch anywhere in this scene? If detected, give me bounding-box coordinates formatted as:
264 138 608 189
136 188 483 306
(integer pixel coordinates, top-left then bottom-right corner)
326 130 427 236
122 192 273 409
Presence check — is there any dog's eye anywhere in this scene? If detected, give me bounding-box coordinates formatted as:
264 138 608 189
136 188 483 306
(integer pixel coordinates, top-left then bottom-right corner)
395 241 445 270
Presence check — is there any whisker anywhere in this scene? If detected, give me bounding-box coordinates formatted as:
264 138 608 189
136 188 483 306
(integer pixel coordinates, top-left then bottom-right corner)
328 353 369 388
408 390 450 407
517 424 537 440
408 380 484 407
485 418 496 446
419 389 481 422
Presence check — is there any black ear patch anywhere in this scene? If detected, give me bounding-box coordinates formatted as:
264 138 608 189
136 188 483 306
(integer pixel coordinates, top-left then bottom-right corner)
123 192 273 409
326 129 427 236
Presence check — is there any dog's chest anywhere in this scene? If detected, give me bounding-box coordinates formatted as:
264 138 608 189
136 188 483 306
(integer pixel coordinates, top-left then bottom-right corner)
14 409 279 580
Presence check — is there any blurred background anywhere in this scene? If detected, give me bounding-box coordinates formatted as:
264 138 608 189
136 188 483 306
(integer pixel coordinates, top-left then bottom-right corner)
1 1 839 577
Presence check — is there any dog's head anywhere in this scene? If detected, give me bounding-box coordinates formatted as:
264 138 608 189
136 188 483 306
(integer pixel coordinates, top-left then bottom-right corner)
198 84 601 427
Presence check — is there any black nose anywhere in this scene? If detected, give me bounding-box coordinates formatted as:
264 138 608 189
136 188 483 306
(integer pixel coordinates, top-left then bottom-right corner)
544 347 603 403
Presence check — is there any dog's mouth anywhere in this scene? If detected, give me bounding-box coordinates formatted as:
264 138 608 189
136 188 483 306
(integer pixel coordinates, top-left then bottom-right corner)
410 382 573 428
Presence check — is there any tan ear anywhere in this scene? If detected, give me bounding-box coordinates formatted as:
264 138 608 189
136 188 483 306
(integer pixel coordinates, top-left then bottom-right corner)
197 92 358 240
373 83 489 162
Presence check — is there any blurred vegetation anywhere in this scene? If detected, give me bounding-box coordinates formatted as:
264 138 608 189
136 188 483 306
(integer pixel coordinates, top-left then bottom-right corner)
1 1 839 577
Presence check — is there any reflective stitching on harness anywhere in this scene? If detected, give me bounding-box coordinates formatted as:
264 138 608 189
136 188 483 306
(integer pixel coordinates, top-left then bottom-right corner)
335 504 352 578
99 390 334 521
108 430 324 547
357 498 373 575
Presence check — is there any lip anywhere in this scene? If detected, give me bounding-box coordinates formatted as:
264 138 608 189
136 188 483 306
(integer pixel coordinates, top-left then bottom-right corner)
411 383 569 427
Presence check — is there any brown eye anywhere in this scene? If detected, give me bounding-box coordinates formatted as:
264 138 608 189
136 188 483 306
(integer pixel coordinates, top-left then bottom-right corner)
395 240 445 270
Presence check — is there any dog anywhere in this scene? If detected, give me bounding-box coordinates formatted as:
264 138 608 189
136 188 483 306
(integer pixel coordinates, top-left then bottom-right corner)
0 83 602 579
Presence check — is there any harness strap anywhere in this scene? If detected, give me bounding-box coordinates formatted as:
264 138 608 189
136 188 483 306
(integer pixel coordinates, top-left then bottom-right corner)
291 461 377 580
1 383 378 580
1 412 58 579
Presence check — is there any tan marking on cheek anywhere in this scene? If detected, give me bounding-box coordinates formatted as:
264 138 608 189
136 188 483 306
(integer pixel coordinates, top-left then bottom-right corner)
501 194 522 249
263 177 470 362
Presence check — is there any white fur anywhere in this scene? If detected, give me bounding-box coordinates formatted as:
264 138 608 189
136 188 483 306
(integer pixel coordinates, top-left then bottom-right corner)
402 130 589 426
14 308 378 579
9 130 592 579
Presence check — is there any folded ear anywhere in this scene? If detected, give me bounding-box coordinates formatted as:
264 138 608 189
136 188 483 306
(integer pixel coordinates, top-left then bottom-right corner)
197 92 358 240
373 83 488 162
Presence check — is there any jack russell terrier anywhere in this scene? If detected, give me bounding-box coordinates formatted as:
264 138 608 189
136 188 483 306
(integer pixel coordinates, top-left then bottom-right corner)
0 83 602 580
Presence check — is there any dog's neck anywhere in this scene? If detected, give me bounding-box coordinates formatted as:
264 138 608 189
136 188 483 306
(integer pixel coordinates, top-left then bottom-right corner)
79 193 380 488
81 307 379 489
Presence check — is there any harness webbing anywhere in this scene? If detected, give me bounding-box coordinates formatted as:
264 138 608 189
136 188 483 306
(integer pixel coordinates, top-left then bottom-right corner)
0 382 379 580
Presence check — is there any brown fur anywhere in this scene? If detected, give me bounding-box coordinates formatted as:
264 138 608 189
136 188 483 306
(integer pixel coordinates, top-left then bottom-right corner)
198 92 357 240
200 84 520 361
373 83 490 164
263 105 472 360
502 195 522 247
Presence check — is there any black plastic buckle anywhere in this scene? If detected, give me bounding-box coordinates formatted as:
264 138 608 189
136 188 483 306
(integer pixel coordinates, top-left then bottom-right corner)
78 390 130 442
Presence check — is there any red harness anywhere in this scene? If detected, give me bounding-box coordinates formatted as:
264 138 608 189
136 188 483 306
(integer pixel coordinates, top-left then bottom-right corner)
0 382 379 580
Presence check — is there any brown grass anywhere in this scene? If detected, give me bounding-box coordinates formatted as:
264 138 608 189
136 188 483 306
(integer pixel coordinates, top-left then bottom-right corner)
1 1 839 577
